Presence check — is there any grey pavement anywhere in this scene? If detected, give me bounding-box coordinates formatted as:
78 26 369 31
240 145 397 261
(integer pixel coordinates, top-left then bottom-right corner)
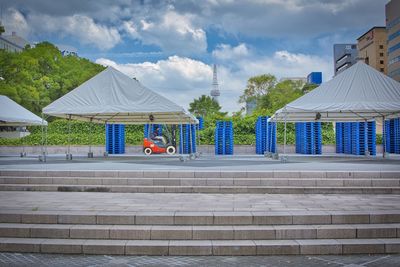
0 253 399 267
0 192 399 213
0 154 400 171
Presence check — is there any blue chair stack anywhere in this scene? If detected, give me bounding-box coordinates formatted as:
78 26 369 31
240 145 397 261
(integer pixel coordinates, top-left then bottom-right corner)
368 121 377 155
336 122 376 155
385 118 400 154
105 124 125 154
197 117 204 130
255 116 276 154
215 121 233 155
295 122 322 154
179 124 196 154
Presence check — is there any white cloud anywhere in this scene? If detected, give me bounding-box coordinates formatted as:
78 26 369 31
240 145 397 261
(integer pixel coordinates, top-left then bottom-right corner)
5 11 121 50
2 8 30 37
96 56 213 110
96 46 332 113
123 11 207 55
62 15 121 50
212 43 250 61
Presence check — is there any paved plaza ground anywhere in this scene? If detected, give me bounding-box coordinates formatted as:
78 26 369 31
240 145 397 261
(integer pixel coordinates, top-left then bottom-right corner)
0 153 400 171
0 153 399 265
0 253 399 267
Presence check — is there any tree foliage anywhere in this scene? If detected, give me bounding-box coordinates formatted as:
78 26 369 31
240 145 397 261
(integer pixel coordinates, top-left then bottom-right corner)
256 79 304 114
0 42 104 114
188 95 226 117
239 74 276 104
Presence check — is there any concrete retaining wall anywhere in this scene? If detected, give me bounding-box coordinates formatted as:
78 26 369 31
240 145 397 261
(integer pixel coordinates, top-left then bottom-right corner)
0 144 384 156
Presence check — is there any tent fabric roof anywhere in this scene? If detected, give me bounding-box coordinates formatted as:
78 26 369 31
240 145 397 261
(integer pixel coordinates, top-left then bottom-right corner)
272 62 400 122
43 67 198 124
0 95 47 126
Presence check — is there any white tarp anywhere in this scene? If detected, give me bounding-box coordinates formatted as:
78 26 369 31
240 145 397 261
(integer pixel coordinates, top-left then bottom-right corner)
272 62 400 122
0 95 47 126
43 67 198 124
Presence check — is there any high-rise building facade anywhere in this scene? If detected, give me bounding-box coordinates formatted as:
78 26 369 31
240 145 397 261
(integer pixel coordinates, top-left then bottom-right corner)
386 0 400 82
357 27 387 74
333 44 358 75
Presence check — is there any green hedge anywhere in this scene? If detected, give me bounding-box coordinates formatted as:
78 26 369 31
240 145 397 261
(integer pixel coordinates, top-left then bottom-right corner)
0 117 381 146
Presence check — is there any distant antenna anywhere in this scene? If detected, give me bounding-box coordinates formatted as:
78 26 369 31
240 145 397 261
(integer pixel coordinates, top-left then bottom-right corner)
210 64 220 102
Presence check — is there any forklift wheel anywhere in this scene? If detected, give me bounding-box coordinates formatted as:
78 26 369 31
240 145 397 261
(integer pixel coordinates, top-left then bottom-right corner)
166 146 176 155
144 147 153 155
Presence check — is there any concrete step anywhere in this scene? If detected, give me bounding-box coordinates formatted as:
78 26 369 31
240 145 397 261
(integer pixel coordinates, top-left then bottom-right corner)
0 223 399 240
1 170 399 179
1 184 399 194
1 211 400 225
0 237 399 255
1 177 399 187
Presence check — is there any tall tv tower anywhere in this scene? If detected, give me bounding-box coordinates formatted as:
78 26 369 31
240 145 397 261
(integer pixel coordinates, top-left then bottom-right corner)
210 64 220 102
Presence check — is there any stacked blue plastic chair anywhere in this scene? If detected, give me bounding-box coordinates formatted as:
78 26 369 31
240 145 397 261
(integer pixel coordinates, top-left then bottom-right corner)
105 124 125 154
267 121 277 153
255 116 268 154
197 117 204 130
335 123 344 153
385 118 400 154
144 124 162 138
343 123 353 154
215 121 233 155
336 122 376 155
368 121 376 155
255 116 276 154
179 124 196 154
295 122 321 154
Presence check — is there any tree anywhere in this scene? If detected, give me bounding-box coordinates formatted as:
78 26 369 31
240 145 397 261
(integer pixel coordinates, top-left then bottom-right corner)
301 83 319 93
189 95 224 117
239 74 276 104
256 80 304 114
0 42 104 114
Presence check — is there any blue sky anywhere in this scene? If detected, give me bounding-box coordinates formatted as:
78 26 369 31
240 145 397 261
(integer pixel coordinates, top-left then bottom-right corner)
1 0 387 112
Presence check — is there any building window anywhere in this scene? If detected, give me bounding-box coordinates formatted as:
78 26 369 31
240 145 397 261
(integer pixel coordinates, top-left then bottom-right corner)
380 68 385 72
380 52 384 57
379 45 384 49
380 60 384 64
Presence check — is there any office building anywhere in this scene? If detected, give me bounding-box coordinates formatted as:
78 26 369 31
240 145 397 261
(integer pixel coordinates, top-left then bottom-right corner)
307 72 322 85
333 44 358 75
0 31 29 52
386 0 400 82
357 27 387 74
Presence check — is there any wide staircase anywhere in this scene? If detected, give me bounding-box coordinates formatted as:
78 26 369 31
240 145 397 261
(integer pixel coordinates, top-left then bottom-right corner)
0 170 399 255
0 170 399 194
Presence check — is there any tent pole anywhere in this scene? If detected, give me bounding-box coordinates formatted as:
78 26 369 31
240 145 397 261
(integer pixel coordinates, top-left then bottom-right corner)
67 115 71 160
283 115 287 155
382 116 386 158
188 121 192 159
88 118 93 158
45 121 48 159
40 113 44 162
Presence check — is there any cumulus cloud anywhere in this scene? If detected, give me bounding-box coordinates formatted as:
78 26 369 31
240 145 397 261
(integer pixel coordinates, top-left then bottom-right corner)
96 45 332 112
2 8 30 37
27 14 121 50
212 43 250 61
123 10 207 55
96 56 213 108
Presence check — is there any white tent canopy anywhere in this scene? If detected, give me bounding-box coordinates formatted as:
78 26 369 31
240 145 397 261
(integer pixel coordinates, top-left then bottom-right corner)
0 95 47 126
272 62 400 122
43 67 198 124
